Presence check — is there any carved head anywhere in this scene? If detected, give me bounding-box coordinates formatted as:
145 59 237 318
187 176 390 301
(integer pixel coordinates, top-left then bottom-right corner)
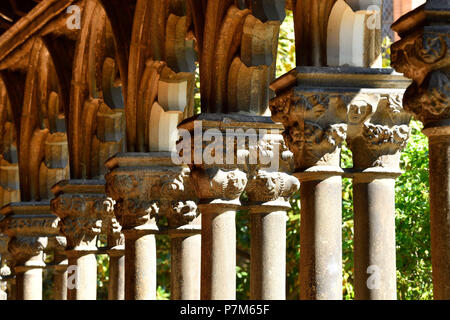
348 94 379 125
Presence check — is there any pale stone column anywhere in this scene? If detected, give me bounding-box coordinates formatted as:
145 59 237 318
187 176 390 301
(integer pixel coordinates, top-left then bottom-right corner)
107 247 125 300
0 233 9 300
47 236 68 300
348 93 410 300
296 169 344 300
106 153 187 300
0 202 60 300
246 170 299 300
163 167 201 300
51 181 106 300
391 0 450 299
168 224 201 300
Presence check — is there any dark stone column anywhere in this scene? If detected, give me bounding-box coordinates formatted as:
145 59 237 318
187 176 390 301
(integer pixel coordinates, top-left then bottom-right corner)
391 0 450 299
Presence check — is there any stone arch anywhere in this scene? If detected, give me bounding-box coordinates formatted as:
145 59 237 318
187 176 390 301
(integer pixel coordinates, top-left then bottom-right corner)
0 78 20 206
69 0 126 179
18 38 70 202
326 0 382 67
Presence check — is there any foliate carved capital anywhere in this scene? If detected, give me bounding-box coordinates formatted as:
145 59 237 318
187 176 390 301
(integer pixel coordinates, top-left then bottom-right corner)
246 170 300 203
50 195 106 250
114 199 159 230
270 90 349 170
403 69 450 126
162 200 198 227
8 236 47 266
347 92 411 169
391 31 449 85
391 8 450 126
100 198 124 249
192 168 247 204
105 172 142 201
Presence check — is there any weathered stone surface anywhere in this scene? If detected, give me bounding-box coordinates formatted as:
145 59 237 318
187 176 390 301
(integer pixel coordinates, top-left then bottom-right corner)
0 201 59 300
391 1 450 300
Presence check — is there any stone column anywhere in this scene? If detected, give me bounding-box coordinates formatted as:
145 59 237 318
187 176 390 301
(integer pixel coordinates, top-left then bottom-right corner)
163 167 201 300
47 236 68 300
178 115 266 300
50 181 106 300
0 233 10 300
106 153 185 300
391 0 450 299
270 67 411 299
0 202 60 300
102 197 125 300
348 93 410 300
246 170 299 300
167 211 201 300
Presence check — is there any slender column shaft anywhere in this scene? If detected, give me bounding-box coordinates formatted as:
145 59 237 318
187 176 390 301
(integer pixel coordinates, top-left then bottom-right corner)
54 268 68 300
14 252 45 300
170 233 201 300
201 206 236 300
53 252 68 300
353 174 397 299
124 231 157 300
108 249 125 300
297 173 343 300
15 267 42 300
250 210 287 300
428 135 450 299
66 251 97 300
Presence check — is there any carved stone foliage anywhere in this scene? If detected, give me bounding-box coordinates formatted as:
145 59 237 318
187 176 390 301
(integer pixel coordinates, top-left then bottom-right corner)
0 202 59 264
346 93 411 169
191 168 248 205
50 195 105 250
391 5 450 126
101 197 124 248
8 237 47 265
187 0 285 114
105 155 199 229
270 90 349 170
246 170 299 203
70 0 126 179
114 199 159 230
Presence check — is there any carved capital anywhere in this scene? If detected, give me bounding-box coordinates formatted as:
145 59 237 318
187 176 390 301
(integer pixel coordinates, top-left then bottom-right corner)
246 170 299 203
8 236 47 267
50 195 105 250
403 69 450 126
271 90 349 170
114 199 159 231
270 68 411 171
391 5 450 127
347 93 411 169
190 167 247 206
101 198 124 248
162 200 198 227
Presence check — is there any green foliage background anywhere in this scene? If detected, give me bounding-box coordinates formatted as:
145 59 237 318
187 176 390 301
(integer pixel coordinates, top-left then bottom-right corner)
42 10 432 300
